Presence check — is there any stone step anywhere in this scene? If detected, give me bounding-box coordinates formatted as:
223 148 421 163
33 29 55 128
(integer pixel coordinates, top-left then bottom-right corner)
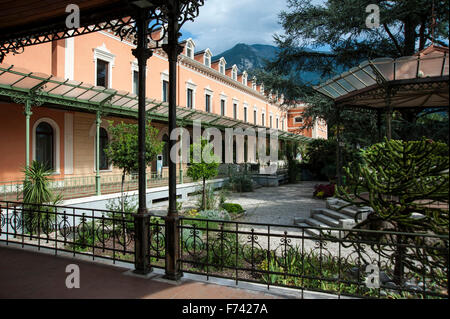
326 197 349 209
312 213 340 227
312 208 354 221
295 222 321 238
304 217 328 228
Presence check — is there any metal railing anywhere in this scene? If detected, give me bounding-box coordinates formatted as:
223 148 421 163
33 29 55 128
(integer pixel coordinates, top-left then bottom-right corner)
0 171 193 201
1 200 448 299
178 217 449 299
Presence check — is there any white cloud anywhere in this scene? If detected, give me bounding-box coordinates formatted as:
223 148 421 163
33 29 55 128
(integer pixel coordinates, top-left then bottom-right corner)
181 0 288 54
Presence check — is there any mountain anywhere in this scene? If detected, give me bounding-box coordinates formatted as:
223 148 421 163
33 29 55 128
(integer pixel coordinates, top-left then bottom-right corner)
212 43 327 85
213 43 280 71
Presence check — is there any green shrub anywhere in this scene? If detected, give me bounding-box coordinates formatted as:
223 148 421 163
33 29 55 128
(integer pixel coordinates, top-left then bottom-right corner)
226 168 254 192
222 203 244 215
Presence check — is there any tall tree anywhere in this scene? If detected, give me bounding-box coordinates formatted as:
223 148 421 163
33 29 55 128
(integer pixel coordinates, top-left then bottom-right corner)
255 0 449 146
104 120 163 211
187 138 219 211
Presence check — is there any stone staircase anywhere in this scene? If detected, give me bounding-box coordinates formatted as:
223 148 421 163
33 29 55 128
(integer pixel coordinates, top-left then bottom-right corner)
294 197 373 238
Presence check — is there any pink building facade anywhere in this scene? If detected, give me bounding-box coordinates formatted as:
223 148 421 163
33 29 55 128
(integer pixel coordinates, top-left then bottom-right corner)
0 29 326 187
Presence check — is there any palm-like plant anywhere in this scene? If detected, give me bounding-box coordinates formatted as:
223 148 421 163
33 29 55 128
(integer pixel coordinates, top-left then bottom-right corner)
22 161 61 233
23 161 53 205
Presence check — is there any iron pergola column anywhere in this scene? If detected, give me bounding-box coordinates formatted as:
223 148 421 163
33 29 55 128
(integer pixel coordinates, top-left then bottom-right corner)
24 99 32 170
163 0 183 280
385 87 393 140
95 111 101 196
132 12 153 275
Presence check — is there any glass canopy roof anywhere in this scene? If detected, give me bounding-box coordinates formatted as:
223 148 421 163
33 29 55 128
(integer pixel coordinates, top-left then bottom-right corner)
313 47 449 109
0 62 310 142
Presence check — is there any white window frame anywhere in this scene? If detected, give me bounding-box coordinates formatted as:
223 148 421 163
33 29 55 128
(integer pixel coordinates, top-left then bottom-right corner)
186 80 197 109
185 39 195 59
89 120 112 172
204 87 214 113
232 98 239 119
32 118 61 175
243 103 248 122
220 93 228 116
93 44 115 88
204 48 212 68
231 65 238 81
242 71 248 85
161 71 169 102
253 106 258 125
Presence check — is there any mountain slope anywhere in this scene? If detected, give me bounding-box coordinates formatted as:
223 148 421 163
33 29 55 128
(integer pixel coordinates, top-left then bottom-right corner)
212 43 326 84
213 43 279 72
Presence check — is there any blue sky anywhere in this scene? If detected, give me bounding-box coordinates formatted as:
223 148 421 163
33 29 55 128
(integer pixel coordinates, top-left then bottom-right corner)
181 0 291 54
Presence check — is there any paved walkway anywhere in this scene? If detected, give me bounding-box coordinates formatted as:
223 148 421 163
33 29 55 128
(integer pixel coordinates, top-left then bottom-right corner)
0 246 283 299
152 181 325 225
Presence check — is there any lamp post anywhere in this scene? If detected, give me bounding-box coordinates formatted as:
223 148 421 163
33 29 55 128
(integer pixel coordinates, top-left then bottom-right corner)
124 0 204 277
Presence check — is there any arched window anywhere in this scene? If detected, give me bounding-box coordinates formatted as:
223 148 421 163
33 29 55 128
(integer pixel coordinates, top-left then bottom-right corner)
186 41 194 58
36 122 54 170
162 134 170 167
99 127 109 170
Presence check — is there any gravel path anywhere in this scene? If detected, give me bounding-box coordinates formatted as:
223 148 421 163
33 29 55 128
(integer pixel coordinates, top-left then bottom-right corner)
149 182 381 260
150 181 325 225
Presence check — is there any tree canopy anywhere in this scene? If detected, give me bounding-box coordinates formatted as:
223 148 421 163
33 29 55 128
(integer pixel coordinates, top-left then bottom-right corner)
255 0 449 148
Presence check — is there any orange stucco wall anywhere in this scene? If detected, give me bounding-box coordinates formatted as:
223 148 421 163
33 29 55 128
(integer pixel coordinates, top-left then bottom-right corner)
0 30 320 183
0 103 65 181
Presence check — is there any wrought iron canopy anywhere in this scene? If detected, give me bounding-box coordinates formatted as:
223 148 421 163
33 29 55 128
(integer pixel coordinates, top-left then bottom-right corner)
0 62 310 143
313 46 449 110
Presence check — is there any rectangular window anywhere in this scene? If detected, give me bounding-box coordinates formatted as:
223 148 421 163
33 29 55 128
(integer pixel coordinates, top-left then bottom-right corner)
276 118 279 129
187 88 193 109
132 70 139 95
254 110 257 125
294 116 303 123
262 113 265 126
162 80 169 102
270 115 273 128
96 59 109 87
220 99 225 116
233 103 237 119
205 94 211 112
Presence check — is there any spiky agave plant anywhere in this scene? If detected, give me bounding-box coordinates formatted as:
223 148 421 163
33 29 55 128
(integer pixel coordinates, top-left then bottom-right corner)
22 161 61 234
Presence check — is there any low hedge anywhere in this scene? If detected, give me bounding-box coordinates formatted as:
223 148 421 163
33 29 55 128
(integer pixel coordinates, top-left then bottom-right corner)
221 203 244 215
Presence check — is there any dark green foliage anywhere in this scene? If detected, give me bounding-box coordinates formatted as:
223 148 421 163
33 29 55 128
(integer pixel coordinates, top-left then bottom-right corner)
337 138 449 284
303 139 362 181
286 141 301 183
187 138 220 211
221 203 244 215
104 120 163 176
22 161 62 233
225 167 254 192
254 0 449 148
104 120 163 210
105 195 137 233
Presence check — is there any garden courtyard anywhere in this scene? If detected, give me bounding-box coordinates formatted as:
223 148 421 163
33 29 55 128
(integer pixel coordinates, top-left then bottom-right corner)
150 181 324 226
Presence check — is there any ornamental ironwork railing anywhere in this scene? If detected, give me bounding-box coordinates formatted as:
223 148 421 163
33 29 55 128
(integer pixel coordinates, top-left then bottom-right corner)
178 217 449 299
1 200 448 299
0 200 165 269
0 171 194 201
